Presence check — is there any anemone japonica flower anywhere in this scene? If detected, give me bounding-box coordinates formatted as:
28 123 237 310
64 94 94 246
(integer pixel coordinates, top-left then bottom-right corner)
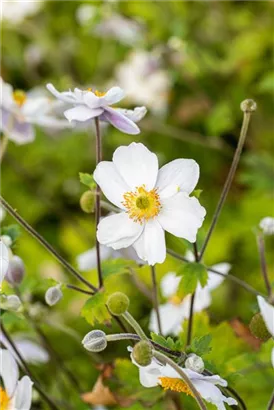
0 349 33 410
257 296 274 337
0 78 71 145
129 348 237 410
150 252 231 335
46 83 146 134
94 143 206 265
259 217 274 235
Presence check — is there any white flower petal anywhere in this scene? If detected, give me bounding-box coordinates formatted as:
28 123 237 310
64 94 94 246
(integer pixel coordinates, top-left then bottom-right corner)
133 219 166 265
257 295 274 336
77 246 113 271
116 106 147 123
1 109 35 145
157 192 206 243
97 212 143 250
160 272 180 298
46 83 79 104
93 161 130 209
14 376 33 410
156 159 200 198
102 86 125 105
82 91 101 109
0 241 10 283
113 142 159 191
149 303 183 336
102 107 140 134
64 106 103 122
191 379 237 410
1 78 14 109
0 349 19 397
13 340 49 364
207 263 231 291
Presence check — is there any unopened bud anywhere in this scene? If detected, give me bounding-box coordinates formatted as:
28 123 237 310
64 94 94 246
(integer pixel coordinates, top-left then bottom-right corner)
80 191 95 213
5 256 25 285
185 354 204 373
107 292 129 316
240 99 257 113
132 341 152 366
82 330 107 352
0 241 9 282
45 284 63 306
249 312 271 341
1 235 12 247
0 294 22 312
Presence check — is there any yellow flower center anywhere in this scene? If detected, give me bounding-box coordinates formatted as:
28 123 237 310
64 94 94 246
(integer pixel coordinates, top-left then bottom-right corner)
122 185 161 224
0 387 10 410
159 377 193 396
87 88 106 97
169 295 182 305
12 90 26 107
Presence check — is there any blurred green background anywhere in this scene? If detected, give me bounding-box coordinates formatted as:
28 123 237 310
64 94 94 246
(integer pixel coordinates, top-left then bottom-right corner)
1 1 274 409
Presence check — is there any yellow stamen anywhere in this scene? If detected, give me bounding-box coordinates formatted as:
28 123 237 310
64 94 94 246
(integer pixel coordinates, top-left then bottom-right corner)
87 88 106 97
169 295 182 305
13 90 26 107
159 377 193 396
122 185 161 224
0 387 10 410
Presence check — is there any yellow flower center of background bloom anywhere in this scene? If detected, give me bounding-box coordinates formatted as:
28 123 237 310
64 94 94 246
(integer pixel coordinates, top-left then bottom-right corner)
169 295 182 305
122 185 161 224
13 90 26 107
87 88 106 97
158 377 193 396
0 387 10 410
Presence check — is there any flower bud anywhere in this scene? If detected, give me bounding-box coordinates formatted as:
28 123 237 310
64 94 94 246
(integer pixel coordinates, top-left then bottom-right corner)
132 341 152 366
185 354 204 373
249 312 271 341
0 294 22 312
80 191 95 213
82 330 107 352
107 292 129 316
1 235 12 247
45 284 63 306
0 241 9 282
240 99 257 113
5 256 25 285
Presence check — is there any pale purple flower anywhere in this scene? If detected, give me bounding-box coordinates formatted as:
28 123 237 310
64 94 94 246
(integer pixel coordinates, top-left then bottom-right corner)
46 84 146 135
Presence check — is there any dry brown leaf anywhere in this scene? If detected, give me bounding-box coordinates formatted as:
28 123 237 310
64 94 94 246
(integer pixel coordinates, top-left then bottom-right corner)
230 318 262 351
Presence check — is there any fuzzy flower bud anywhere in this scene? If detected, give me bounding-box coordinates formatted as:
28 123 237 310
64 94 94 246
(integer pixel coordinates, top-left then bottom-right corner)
132 341 152 366
45 284 63 306
240 99 257 113
82 330 107 352
80 191 95 213
107 292 129 316
185 354 205 373
0 294 22 312
5 256 25 285
249 312 271 341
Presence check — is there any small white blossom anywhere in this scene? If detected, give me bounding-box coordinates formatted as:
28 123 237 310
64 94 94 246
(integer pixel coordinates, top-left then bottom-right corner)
259 217 274 235
45 284 63 306
257 295 274 337
0 349 33 409
94 143 206 265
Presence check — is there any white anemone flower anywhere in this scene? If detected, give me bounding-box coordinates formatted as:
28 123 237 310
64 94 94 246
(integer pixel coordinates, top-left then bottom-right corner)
1 1 42 24
150 252 231 335
0 349 33 410
0 78 71 145
257 295 274 337
94 143 206 265
46 83 146 135
1 334 49 365
129 348 237 410
0 241 10 285
259 217 274 235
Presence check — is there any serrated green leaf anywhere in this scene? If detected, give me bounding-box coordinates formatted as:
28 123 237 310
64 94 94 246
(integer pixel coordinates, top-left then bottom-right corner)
150 333 183 351
191 334 212 356
102 258 135 280
79 172 96 189
177 263 208 297
81 292 111 326
2 225 21 243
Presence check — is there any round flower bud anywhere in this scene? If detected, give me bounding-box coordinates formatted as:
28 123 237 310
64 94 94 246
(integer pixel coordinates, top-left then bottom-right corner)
0 294 22 312
107 292 129 316
132 341 152 367
240 99 257 113
249 312 271 341
5 256 25 285
185 354 205 373
82 330 107 352
80 191 95 213
45 284 63 306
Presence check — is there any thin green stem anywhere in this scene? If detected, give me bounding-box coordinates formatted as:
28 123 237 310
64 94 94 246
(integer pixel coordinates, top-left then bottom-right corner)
94 117 103 289
256 233 272 297
199 104 255 261
122 311 149 341
0 195 97 292
151 265 162 335
153 350 207 410
186 243 199 347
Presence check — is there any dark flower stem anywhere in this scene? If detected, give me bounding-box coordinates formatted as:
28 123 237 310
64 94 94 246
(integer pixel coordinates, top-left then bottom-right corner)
186 243 199 347
0 195 97 292
66 284 94 295
1 323 59 410
94 117 103 289
199 104 255 261
256 233 272 297
151 265 162 335
267 389 274 410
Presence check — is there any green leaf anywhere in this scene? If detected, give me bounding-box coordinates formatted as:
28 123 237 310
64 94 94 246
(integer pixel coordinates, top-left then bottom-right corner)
81 291 111 326
177 263 208 297
190 334 212 356
79 172 96 189
102 258 135 280
191 189 203 199
2 225 21 243
150 333 183 351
